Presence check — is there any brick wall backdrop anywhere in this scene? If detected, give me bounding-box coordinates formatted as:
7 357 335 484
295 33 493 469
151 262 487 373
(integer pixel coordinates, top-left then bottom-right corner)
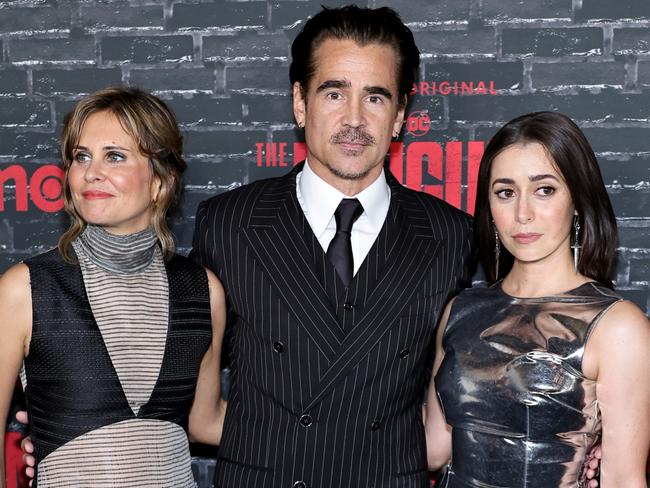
1 1 649 486
1 0 649 310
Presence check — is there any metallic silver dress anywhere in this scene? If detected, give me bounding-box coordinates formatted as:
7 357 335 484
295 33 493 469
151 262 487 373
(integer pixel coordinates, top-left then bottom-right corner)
435 282 621 488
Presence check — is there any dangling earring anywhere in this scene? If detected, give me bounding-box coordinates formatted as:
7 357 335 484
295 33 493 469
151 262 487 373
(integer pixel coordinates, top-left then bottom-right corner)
493 222 500 280
571 216 581 272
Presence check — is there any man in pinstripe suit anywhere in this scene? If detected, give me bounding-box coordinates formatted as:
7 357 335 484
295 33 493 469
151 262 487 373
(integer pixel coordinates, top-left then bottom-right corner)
191 6 474 488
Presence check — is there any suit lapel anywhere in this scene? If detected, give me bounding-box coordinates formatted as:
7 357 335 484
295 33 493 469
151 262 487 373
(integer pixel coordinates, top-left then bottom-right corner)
241 165 345 363
303 174 441 411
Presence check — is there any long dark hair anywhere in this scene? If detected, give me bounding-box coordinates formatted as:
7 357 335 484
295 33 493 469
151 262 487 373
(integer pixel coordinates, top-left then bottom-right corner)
474 111 617 287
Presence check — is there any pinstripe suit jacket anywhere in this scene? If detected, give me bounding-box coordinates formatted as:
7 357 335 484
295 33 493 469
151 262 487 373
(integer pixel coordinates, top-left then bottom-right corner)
190 163 473 488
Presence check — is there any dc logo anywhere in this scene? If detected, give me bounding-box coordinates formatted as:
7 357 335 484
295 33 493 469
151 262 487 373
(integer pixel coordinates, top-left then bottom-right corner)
406 111 431 137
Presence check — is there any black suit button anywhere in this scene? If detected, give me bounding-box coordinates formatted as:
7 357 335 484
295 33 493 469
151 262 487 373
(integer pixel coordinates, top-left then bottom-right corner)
299 414 312 427
399 348 410 359
371 420 381 431
343 302 353 310
273 341 284 353
293 482 307 488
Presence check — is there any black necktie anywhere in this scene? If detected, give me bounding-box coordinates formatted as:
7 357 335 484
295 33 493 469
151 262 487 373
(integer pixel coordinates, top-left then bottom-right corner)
327 198 364 287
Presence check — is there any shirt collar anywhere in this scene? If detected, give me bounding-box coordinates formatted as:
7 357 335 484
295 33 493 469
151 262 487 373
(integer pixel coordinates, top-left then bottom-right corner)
298 160 391 236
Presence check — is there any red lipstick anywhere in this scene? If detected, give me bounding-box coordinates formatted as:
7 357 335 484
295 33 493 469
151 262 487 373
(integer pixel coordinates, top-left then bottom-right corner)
82 191 113 200
512 233 542 244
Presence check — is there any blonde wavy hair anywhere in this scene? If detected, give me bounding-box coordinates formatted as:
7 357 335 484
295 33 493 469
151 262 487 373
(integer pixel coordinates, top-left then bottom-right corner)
58 86 186 262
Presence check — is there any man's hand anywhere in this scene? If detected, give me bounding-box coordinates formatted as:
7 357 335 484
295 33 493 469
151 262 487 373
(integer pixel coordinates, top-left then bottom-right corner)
15 410 35 485
584 445 602 487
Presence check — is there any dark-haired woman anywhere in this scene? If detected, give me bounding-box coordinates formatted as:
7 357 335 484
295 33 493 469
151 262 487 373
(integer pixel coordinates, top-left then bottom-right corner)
425 112 650 487
0 87 226 487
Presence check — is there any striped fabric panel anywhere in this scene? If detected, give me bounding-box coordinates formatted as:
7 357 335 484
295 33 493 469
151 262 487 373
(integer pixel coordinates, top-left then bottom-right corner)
36 419 194 488
73 242 169 415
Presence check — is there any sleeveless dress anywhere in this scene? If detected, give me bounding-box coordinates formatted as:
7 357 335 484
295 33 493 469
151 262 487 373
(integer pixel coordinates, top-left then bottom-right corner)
435 281 622 488
22 226 212 488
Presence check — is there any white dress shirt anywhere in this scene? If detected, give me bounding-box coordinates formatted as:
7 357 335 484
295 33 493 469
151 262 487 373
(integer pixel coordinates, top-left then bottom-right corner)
296 160 391 275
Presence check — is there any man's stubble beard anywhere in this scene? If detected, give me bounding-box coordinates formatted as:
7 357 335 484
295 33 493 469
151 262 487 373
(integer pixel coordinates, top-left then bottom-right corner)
321 126 381 181
322 159 376 181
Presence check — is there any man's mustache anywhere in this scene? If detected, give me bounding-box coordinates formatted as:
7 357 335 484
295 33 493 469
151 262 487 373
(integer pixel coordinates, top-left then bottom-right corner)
330 127 375 146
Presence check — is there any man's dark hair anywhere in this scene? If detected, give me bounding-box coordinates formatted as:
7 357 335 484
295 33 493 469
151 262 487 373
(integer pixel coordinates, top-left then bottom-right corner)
289 5 420 107
474 111 618 287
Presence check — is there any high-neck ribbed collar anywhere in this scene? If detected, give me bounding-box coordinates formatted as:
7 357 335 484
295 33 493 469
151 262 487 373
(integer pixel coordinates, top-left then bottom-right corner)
74 225 159 274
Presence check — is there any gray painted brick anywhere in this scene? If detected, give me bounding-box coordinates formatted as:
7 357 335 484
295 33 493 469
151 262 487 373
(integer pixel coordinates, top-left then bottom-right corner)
502 28 603 56
54 100 79 127
13 218 63 250
169 220 196 255
203 33 289 61
248 161 293 184
183 158 248 187
0 219 11 250
240 94 292 124
403 96 445 126
413 28 496 56
374 0 470 23
81 3 164 31
630 257 650 283
183 129 266 156
532 60 625 88
452 91 650 123
171 2 267 29
619 219 650 248
599 154 650 186
180 189 229 223
577 0 650 21
474 127 499 145
130 67 215 93
0 68 28 95
271 128 304 146
637 61 650 87
271 0 352 29
101 35 193 64
482 0 570 21
613 28 650 55
0 132 59 158
0 6 71 34
400 127 473 145
33 68 122 96
226 65 289 93
9 36 95 64
167 95 243 126
0 98 51 127
583 127 650 153
609 189 650 218
423 61 523 91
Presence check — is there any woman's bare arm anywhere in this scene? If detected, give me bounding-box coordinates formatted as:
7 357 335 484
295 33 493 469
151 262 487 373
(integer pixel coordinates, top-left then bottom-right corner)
584 300 650 488
0 264 32 488
425 299 454 471
187 268 228 445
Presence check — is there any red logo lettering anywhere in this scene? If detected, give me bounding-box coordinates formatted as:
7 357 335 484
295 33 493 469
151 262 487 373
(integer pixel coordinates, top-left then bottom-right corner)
410 80 498 96
406 111 431 137
0 164 64 213
30 165 64 212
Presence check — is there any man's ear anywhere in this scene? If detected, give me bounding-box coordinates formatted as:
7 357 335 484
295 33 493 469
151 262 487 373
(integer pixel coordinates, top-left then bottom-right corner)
293 82 306 129
392 95 408 138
